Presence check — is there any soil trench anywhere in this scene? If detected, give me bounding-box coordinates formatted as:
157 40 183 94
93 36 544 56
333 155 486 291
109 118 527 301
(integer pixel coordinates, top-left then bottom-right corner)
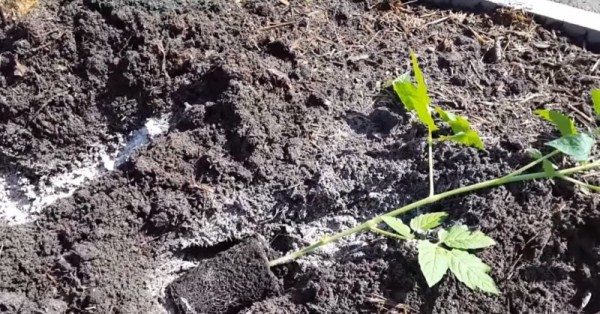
0 0 599 313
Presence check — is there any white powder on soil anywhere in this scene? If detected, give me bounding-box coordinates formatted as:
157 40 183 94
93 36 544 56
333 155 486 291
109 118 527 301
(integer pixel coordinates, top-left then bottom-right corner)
0 115 170 225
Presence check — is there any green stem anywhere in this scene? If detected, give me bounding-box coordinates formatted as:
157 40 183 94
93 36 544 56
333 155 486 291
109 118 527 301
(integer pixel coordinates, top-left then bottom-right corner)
428 130 434 197
368 226 410 240
559 176 600 192
500 150 560 180
267 160 600 267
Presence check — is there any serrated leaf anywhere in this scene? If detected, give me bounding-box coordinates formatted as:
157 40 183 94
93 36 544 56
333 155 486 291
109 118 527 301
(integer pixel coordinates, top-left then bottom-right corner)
393 73 416 111
435 107 484 150
546 133 596 161
410 212 448 233
535 109 578 137
592 89 600 119
440 225 496 249
392 52 437 132
435 107 469 133
411 51 429 105
418 240 450 287
381 216 414 239
447 249 499 294
439 130 485 150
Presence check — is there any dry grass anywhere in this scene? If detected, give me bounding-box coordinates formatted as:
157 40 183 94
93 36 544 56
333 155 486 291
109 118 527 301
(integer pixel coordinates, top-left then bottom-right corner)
0 0 38 19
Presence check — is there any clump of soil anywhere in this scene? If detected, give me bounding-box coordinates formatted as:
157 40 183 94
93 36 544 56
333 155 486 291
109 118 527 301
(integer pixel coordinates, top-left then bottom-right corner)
0 0 599 313
166 237 281 313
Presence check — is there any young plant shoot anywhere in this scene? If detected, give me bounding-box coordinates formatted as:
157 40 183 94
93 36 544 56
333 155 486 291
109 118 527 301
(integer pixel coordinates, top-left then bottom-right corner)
268 53 600 295
380 213 499 294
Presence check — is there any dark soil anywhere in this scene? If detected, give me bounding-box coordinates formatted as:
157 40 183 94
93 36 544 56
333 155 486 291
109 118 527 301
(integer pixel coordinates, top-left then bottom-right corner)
166 236 281 313
1 0 599 313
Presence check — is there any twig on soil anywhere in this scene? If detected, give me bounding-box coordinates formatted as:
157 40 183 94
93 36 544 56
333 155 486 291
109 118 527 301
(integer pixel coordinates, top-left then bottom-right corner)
314 36 336 46
469 60 486 91
361 30 382 49
517 93 542 104
259 21 297 31
420 12 439 19
377 0 418 11
423 16 449 28
29 91 68 122
565 103 593 125
430 91 450 102
368 293 415 314
402 0 419 5
505 233 541 281
118 35 134 54
590 59 600 74
156 39 171 83
459 24 490 45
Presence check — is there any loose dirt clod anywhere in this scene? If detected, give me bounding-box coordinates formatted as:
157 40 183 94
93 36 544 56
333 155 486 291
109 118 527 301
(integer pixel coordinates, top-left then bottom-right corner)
166 237 282 314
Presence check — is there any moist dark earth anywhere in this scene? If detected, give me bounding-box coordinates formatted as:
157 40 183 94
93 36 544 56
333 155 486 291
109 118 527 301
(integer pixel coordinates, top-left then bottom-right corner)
1 0 600 313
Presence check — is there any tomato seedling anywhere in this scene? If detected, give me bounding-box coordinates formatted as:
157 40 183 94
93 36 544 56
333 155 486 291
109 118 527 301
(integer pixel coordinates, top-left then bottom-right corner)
268 52 600 295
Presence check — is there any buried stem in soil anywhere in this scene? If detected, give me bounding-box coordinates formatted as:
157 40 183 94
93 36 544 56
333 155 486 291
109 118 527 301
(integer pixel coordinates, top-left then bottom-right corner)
428 129 434 197
268 157 600 267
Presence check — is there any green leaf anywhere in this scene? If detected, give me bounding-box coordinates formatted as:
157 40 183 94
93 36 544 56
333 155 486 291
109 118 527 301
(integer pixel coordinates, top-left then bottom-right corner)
447 249 500 294
435 107 484 150
542 159 557 177
535 109 577 137
592 89 600 119
381 216 414 239
435 107 469 133
417 240 450 287
392 52 437 132
410 212 448 233
546 133 596 161
439 130 485 150
411 51 428 104
393 73 416 111
439 225 496 249
525 148 556 176
526 148 543 159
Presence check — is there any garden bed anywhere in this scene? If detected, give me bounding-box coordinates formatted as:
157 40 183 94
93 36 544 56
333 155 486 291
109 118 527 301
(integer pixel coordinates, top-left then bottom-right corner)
0 0 599 312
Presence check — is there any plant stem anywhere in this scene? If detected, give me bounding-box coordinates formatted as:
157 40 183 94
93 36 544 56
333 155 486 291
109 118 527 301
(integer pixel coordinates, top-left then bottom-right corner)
500 150 560 180
559 176 600 192
368 226 410 240
428 130 434 197
268 160 600 267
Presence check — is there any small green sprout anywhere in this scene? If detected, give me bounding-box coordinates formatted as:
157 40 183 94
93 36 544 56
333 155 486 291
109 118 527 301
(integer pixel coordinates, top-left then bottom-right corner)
532 100 600 191
392 51 485 197
393 51 484 151
534 108 594 162
392 51 438 133
268 53 600 296
382 213 498 294
435 106 484 149
592 89 600 119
